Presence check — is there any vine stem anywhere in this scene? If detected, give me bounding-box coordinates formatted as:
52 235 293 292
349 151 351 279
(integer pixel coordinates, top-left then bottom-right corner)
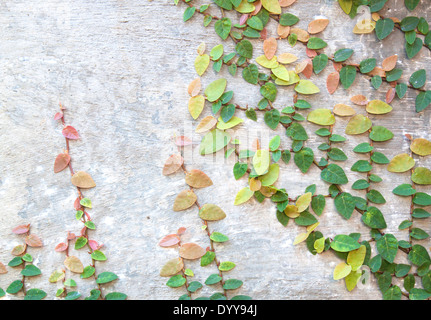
58 104 104 300
178 153 229 299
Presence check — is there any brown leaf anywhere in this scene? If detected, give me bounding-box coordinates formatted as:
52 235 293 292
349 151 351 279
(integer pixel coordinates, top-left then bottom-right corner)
290 28 309 42
0 262 7 274
62 126 80 140
173 190 197 211
162 154 184 176
64 256 84 273
196 116 217 133
308 19 329 34
55 242 68 252
11 244 26 256
302 59 313 79
260 28 267 40
386 88 396 104
279 0 296 7
249 178 262 192
74 197 82 210
12 224 30 235
71 171 96 189
187 78 201 97
160 258 183 277
263 37 277 60
54 153 71 173
185 169 213 188
382 55 397 72
326 72 340 94
351 95 368 106
179 243 206 260
26 234 43 247
277 25 290 38
159 234 180 247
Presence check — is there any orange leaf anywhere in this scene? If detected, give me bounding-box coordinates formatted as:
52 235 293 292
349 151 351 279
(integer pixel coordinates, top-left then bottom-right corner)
308 19 329 34
179 243 206 260
251 1 262 15
26 234 43 247
333 61 343 72
55 242 68 252
173 190 197 211
185 169 213 188
0 262 7 274
263 37 277 60
71 171 96 189
187 78 201 97
11 245 26 256
306 47 317 58
382 55 397 72
386 88 396 104
160 258 183 277
162 154 184 176
196 116 217 133
277 25 290 38
326 72 340 94
279 0 296 7
54 153 71 173
177 227 187 236
351 95 368 106
290 28 309 42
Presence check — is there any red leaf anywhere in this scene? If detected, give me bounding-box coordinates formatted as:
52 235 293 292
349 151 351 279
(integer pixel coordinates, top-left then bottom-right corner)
67 232 76 240
386 88 396 104
54 153 71 173
74 197 82 210
175 136 192 147
333 61 343 72
260 28 267 40
302 59 313 79
159 234 180 247
89 240 103 250
62 126 80 140
177 227 187 236
80 226 87 236
55 242 68 252
326 72 340 94
12 224 30 235
54 112 64 120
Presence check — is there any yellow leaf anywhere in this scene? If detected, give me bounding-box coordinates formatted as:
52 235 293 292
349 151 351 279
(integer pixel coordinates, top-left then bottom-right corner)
411 138 431 156
347 245 366 271
261 0 281 14
284 205 300 218
271 65 290 82
387 153 415 173
258 163 279 186
275 71 300 86
196 116 217 133
353 19 376 34
345 269 362 291
296 192 312 213
188 95 205 120
366 100 393 115
293 232 309 245
249 178 262 192
333 104 356 117
253 149 270 176
256 55 279 69
338 0 353 14
295 80 320 95
195 54 210 76
235 0 255 13
216 116 244 130
277 53 298 64
333 262 352 280
234 187 254 205
314 237 325 254
306 222 320 233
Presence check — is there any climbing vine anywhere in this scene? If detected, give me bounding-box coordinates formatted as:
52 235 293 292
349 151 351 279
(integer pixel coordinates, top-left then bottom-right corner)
50 104 127 300
161 145 251 300
172 0 431 299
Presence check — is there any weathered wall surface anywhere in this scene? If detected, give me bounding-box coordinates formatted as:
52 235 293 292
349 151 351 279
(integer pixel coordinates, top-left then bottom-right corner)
0 0 430 300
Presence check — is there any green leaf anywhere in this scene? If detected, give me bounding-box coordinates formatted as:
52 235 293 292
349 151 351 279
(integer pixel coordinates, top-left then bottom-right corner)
351 160 373 172
294 147 314 173
105 292 127 300
313 54 328 75
400 16 419 32
375 18 394 40
367 189 386 204
201 251 216 266
219 261 236 271
235 40 253 59
242 64 259 84
6 280 23 294
214 18 232 40
64 291 82 300
264 109 280 130
223 279 243 290
383 285 402 300
91 250 107 261
166 275 187 288
205 78 227 102
233 163 248 180
286 122 308 141
96 272 118 284
411 228 429 240
405 0 420 11
352 179 370 190
279 13 299 26
295 210 318 226
81 266 96 279
200 129 231 155
416 91 431 112
339 65 357 89
362 207 387 229
205 274 222 285
371 75 382 89
307 37 327 50
413 192 431 206
393 184 416 196
408 244 431 266
410 69 426 89
334 49 353 62
21 265 42 277
406 38 423 59
187 281 203 293
376 234 398 263
75 236 88 250
260 82 277 101
334 192 355 219
359 58 376 73
410 288 431 300
321 164 348 185
210 232 229 243
369 126 393 142
330 235 361 252
183 6 196 22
